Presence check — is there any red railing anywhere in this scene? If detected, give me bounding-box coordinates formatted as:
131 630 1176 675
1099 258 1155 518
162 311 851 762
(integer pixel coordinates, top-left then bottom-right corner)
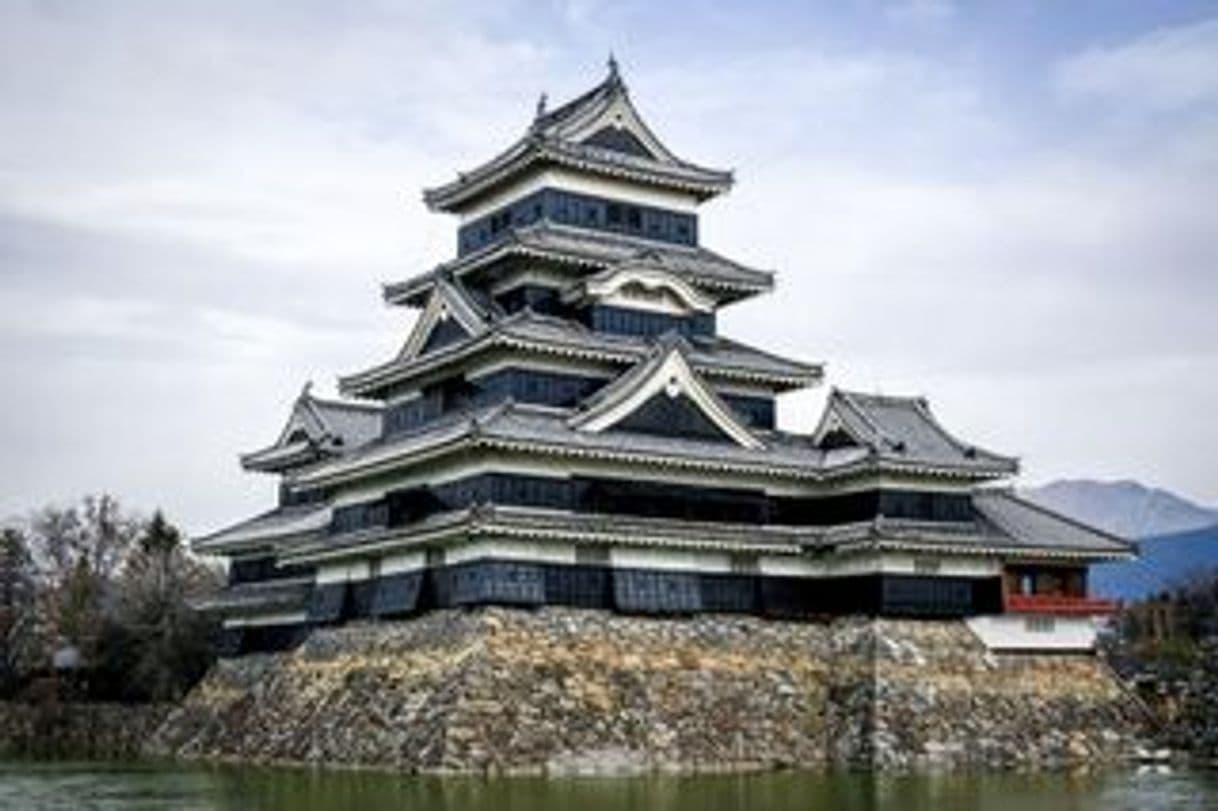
1004 594 1120 616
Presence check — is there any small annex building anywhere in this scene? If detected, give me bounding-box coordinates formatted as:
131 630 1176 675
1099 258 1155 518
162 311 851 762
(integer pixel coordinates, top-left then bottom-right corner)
195 60 1134 656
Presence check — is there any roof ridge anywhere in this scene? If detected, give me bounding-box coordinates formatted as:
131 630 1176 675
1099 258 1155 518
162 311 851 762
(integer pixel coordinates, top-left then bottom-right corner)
831 389 894 447
532 66 620 132
833 388 925 406
306 393 384 413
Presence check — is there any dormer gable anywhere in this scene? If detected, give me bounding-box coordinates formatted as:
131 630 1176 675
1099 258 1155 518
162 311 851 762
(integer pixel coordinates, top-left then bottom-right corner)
811 388 1019 475
398 276 490 361
569 336 763 449
240 383 382 474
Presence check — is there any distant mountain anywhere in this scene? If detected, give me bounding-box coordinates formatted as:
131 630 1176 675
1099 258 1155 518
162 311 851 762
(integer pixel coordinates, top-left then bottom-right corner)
1022 479 1218 601
1022 479 1218 539
1090 524 1218 600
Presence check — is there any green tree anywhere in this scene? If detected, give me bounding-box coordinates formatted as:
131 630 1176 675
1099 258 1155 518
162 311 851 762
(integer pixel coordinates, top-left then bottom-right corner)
100 510 221 701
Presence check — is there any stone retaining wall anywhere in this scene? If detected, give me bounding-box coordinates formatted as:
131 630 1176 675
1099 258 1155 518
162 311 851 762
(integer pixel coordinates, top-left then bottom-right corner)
150 608 1147 773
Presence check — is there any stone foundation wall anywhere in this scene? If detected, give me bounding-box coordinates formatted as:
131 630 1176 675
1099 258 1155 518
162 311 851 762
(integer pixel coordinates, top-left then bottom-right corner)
865 620 1144 768
151 608 1148 773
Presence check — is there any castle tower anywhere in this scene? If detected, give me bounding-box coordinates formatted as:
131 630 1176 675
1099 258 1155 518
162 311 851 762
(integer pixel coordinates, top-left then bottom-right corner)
196 63 1133 656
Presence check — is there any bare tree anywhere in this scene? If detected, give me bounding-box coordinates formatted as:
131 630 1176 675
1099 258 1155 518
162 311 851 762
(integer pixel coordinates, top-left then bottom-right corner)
5 497 222 701
0 527 37 693
26 494 141 652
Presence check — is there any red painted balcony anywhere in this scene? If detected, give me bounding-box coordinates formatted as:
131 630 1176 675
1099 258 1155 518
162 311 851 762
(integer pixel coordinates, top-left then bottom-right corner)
1004 594 1120 616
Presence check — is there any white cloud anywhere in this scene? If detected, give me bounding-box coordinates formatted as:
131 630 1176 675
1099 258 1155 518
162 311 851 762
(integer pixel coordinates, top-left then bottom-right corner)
1055 17 1218 112
885 0 955 25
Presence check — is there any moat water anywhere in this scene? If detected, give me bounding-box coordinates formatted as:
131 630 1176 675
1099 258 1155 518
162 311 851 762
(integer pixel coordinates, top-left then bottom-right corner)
0 762 1214 810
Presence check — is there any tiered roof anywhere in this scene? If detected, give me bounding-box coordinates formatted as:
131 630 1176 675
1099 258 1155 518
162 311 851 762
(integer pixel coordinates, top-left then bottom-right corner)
286 393 1014 491
194 503 331 555
340 304 822 397
250 491 1135 569
199 61 1132 601
384 223 775 307
812 389 1018 472
423 58 733 212
240 384 382 473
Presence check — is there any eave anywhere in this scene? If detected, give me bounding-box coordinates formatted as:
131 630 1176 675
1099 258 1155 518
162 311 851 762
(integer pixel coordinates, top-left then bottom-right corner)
338 326 822 399
423 136 733 214
193 505 334 556
239 439 323 473
280 505 810 566
192 577 314 615
293 404 1013 492
382 229 775 310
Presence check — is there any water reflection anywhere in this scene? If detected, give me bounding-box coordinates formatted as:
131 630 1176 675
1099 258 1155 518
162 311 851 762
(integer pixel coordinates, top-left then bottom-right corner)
0 762 1214 811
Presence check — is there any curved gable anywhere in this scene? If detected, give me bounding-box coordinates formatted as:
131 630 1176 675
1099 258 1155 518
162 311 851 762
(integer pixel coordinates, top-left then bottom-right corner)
398 277 489 361
570 341 763 449
572 264 716 315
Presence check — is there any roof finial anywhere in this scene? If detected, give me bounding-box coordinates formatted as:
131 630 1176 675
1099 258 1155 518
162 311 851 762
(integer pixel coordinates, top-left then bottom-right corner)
301 379 314 398
607 51 619 80
535 92 547 120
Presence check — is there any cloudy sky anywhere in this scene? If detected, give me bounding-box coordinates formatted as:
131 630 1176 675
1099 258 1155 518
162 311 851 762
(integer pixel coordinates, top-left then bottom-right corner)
2 0 1216 534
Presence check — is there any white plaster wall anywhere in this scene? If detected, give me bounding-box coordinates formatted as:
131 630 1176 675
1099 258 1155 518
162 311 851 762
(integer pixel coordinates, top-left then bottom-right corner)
444 538 576 566
610 546 731 573
760 552 1001 579
316 560 372 584
223 611 308 629
459 167 700 222
381 550 426 576
965 615 1099 651
758 555 822 577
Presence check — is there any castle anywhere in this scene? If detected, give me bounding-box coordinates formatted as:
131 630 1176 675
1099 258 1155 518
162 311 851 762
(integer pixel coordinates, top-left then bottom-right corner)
196 61 1133 656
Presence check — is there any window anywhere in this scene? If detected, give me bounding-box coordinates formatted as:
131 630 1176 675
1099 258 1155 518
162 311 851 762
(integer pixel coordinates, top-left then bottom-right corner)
881 577 974 616
877 490 974 522
456 188 698 255
583 305 715 338
228 556 313 586
614 570 703 614
701 574 757 613
1025 616 1056 633
730 554 759 575
279 483 326 507
379 474 982 532
329 500 388 535
575 544 611 566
